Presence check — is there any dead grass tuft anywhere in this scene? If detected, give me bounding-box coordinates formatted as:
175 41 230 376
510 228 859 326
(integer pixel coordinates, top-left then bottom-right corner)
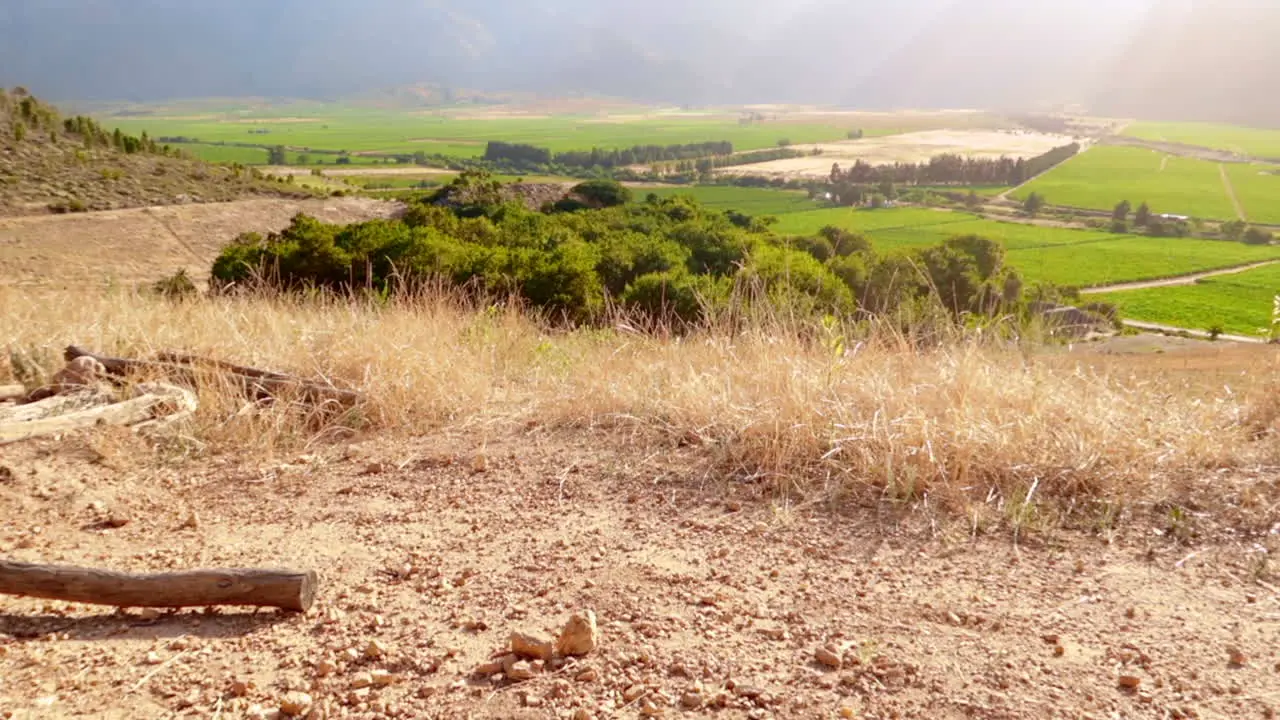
3 287 1276 526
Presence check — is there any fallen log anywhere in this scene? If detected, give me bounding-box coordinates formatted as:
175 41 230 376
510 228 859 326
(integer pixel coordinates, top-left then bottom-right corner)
0 389 115 425
64 345 363 408
0 392 181 445
0 384 25 403
0 560 317 612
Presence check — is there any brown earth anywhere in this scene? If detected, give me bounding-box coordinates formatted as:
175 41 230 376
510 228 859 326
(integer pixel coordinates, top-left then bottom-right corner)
0 197 403 290
1 409 1278 720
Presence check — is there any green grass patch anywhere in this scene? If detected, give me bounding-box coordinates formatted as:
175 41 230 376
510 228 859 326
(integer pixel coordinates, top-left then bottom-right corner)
102 107 863 160
1097 262 1280 336
645 186 821 216
771 207 970 235
170 142 268 164
1224 164 1280 225
1125 121 1280 159
1009 237 1280 288
1014 146 1238 220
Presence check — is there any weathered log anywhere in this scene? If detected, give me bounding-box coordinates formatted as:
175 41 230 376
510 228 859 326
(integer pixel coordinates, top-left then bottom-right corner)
0 560 317 612
64 346 363 408
0 393 172 445
0 389 115 425
0 384 25 403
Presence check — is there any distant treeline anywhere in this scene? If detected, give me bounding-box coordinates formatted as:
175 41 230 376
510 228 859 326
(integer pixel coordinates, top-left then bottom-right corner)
484 140 734 169
829 143 1080 189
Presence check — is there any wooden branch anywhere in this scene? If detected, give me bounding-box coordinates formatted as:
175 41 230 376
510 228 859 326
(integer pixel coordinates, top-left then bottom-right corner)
0 384 25 403
0 393 169 445
0 560 317 612
64 346 363 408
0 390 114 425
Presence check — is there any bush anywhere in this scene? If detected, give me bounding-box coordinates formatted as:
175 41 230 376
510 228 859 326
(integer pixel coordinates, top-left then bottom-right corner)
571 180 632 208
152 269 199 299
1243 227 1274 245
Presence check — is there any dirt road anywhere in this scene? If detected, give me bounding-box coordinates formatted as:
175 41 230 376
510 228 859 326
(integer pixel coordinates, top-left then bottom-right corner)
1079 260 1280 295
0 197 401 290
1221 164 1248 221
2 429 1277 719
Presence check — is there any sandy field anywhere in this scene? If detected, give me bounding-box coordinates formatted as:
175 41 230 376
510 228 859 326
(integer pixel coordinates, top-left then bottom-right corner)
718 130 1081 179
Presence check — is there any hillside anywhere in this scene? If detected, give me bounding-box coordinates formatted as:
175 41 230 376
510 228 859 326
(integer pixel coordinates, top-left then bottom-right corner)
0 88 310 217
8 1 1280 127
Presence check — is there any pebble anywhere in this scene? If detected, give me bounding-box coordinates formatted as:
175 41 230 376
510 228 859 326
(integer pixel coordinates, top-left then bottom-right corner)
511 631 555 661
1228 647 1247 667
363 640 387 659
371 669 400 687
576 668 599 683
572 710 593 720
279 692 312 717
639 698 665 717
1118 675 1142 690
623 685 646 703
351 672 374 689
815 646 842 670
557 610 600 657
142 652 162 665
680 691 703 709
314 659 336 678
504 656 537 682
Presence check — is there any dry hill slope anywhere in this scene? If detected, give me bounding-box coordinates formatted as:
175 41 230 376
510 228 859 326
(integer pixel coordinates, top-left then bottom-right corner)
0 87 310 217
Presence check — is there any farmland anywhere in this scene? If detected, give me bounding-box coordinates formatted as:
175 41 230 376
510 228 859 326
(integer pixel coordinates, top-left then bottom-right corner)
645 186 821 216
102 106 868 162
1224 164 1280 225
1009 237 1280 288
1097 262 1280 336
1124 121 1280 159
1014 145 1239 220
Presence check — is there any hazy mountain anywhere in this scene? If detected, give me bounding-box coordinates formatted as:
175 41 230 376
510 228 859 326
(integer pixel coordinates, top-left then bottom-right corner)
1 0 1278 125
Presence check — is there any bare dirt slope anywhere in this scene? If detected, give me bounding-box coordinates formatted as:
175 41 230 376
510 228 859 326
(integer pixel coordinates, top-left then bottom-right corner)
0 197 402 290
1 426 1278 720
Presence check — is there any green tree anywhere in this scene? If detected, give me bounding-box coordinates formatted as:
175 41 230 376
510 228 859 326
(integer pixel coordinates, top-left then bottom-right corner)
1222 220 1247 241
1112 200 1131 222
1023 192 1045 216
572 180 632 208
268 145 288 165
1244 226 1275 245
965 189 982 209
1135 202 1152 227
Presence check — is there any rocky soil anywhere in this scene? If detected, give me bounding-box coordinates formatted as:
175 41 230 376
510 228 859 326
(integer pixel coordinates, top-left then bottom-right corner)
1 428 1277 719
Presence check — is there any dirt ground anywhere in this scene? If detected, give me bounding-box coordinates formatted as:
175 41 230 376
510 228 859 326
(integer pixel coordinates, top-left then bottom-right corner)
1 410 1278 720
0 197 402 290
717 131 1081 180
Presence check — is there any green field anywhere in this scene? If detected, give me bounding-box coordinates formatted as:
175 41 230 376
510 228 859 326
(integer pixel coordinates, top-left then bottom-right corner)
102 106 864 161
1224 164 1280 225
1010 237 1280 288
771 207 968 235
1014 146 1238 220
646 186 821 216
1125 121 1280 160
1097 262 1280 336
172 143 268 164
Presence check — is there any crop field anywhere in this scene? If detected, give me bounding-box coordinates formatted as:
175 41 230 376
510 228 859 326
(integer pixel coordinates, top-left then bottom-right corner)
1224 164 1280 225
646 186 820 216
1014 146 1238 220
1124 121 1280 160
101 106 865 161
1097 262 1280 336
1009 237 1280 288
770 207 969 236
170 142 268 164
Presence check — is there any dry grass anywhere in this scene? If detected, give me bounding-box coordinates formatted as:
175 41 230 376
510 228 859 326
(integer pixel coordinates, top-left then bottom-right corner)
3 287 1276 526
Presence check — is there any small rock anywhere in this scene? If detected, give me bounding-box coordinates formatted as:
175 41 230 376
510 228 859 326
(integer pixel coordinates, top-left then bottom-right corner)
623 685 646 703
363 640 387 659
315 659 336 678
229 679 251 697
572 710 593 720
178 512 199 530
138 608 163 621
279 692 312 717
839 707 857 719
557 610 599 657
576 668 598 683
510 631 555 661
342 648 360 663
1054 645 1065 657
680 691 703 709
475 657 508 676
370 669 400 687
1118 675 1142 690
1228 647 1247 667
143 651 162 665
639 698 665 717
504 658 536 682
815 646 842 670
351 672 374 689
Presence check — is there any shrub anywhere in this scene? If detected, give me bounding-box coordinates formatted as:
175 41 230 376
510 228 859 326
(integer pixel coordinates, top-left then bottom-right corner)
572 180 632 208
152 269 199 299
1243 227 1274 245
